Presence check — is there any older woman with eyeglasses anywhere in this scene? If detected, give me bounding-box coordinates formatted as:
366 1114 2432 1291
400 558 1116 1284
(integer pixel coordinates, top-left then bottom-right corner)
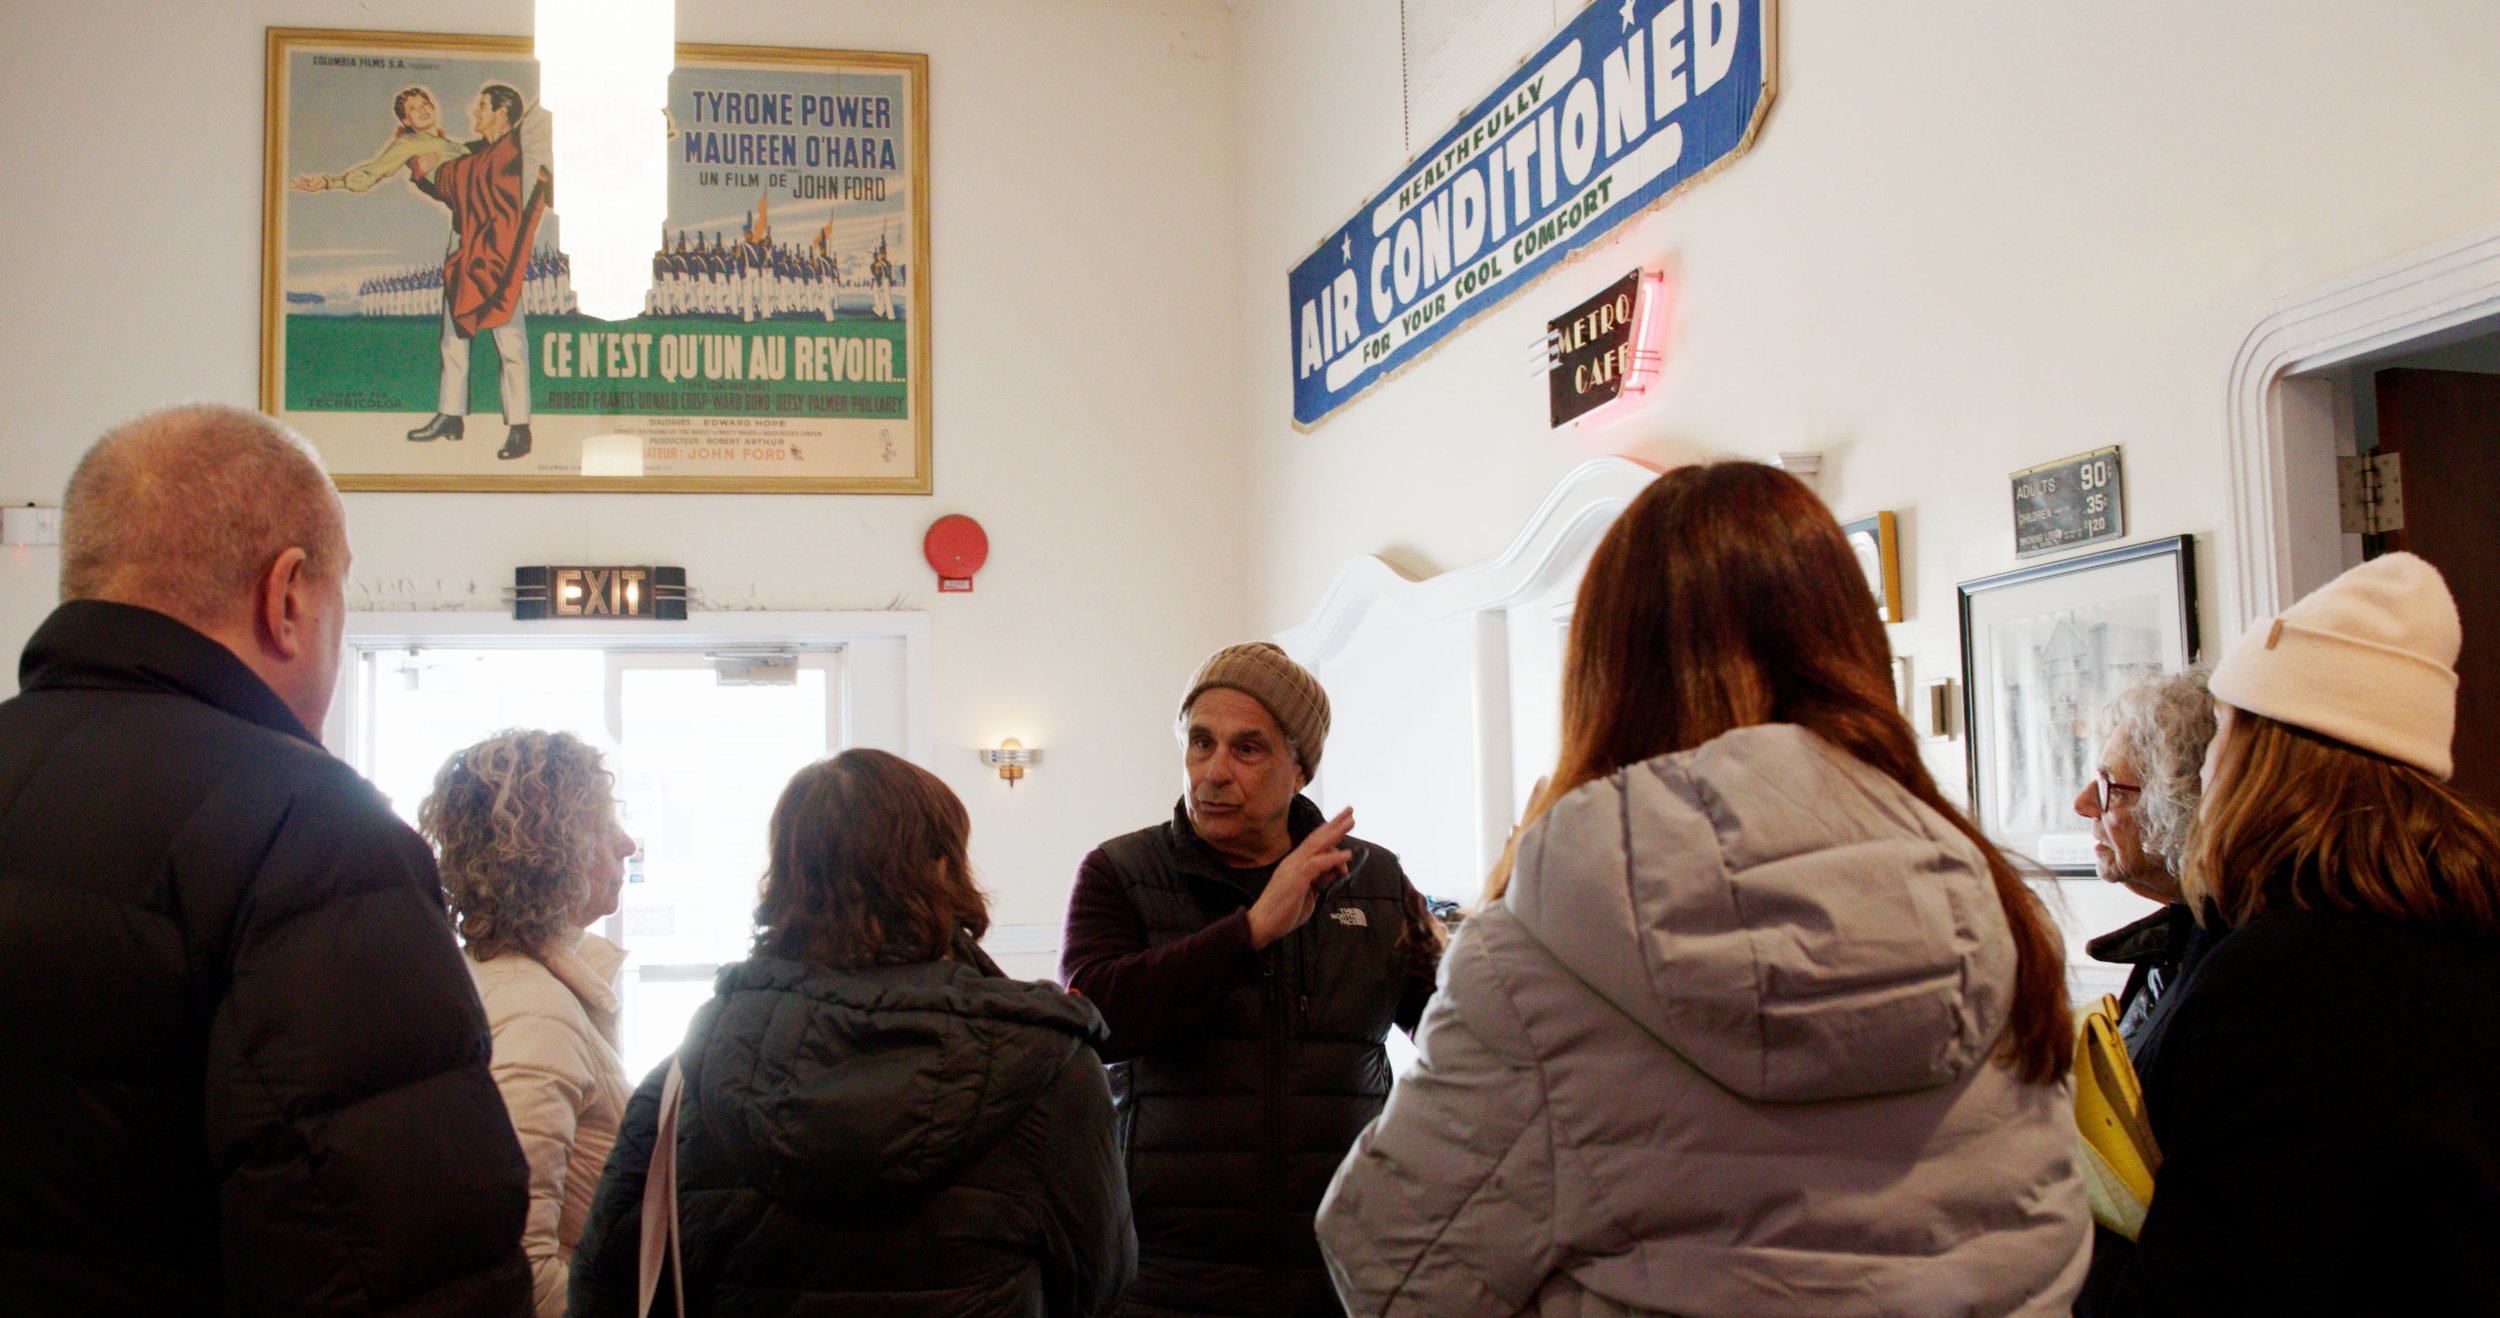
2072 670 2218 1052
2070 673 2217 1314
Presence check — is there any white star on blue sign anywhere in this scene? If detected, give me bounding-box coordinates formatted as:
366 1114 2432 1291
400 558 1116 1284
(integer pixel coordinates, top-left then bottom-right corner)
1342 234 1353 264
1621 0 1636 30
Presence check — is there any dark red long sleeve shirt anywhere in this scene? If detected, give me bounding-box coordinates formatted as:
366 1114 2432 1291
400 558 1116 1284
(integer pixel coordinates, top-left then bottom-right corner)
1060 846 1434 1064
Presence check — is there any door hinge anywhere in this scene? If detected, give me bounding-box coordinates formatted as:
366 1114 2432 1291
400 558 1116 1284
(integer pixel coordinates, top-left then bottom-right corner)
2338 451 2405 535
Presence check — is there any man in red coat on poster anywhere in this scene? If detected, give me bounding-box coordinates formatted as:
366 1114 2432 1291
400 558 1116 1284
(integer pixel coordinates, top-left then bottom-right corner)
405 82 552 461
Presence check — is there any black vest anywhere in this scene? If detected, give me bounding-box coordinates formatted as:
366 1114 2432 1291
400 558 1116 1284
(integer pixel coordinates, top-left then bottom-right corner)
1099 797 1417 1318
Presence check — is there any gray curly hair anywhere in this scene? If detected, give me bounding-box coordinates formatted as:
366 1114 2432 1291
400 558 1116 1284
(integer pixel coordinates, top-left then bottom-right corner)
2097 669 2217 878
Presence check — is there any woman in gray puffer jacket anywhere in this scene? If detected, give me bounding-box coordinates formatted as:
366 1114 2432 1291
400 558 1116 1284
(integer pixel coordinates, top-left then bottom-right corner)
1316 462 2089 1317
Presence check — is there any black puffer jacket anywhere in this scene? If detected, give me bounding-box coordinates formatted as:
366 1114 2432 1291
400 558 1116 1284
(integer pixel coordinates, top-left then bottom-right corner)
568 953 1134 1317
2099 905 2500 1313
1066 797 1438 1318
0 601 532 1314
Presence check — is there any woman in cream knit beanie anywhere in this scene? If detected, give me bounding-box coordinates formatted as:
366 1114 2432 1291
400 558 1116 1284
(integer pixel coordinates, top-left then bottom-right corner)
2205 549 2461 781
2104 551 2500 1314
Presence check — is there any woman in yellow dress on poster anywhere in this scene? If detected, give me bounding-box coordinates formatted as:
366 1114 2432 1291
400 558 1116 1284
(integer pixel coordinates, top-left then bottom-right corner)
290 85 468 195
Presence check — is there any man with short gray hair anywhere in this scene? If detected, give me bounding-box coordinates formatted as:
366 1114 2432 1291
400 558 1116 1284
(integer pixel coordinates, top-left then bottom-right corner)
0 403 531 1313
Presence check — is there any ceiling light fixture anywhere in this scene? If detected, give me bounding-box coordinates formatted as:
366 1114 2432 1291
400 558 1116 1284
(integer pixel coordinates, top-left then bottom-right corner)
536 0 674 320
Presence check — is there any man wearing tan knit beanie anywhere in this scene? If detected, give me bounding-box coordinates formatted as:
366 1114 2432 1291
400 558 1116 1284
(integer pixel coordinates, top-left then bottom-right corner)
1059 642 1441 1316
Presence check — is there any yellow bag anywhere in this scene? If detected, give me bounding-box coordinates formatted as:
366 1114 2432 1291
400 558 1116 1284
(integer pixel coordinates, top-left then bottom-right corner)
2072 994 2161 1239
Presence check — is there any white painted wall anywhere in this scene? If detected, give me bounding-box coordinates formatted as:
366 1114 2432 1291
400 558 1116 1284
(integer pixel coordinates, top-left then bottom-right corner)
1229 0 2500 819
14 0 2499 965
0 0 1244 936
1303 607 1481 899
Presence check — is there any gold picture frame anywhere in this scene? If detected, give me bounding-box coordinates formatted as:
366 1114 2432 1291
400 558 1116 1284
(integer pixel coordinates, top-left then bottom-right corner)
263 27 932 493
1843 511 1903 624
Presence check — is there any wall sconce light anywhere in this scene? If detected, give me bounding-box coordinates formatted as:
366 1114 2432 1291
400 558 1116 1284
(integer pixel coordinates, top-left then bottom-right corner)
979 738 1040 787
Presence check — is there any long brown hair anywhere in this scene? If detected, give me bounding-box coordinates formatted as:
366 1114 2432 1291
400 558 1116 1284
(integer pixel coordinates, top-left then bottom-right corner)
1485 461 2071 1083
754 749 990 970
2190 711 2500 934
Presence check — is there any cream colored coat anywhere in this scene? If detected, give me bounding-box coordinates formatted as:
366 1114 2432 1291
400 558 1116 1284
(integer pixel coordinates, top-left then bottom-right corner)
470 931 631 1318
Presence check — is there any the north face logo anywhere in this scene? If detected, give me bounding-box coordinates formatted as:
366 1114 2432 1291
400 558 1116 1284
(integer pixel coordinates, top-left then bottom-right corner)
1329 907 1367 928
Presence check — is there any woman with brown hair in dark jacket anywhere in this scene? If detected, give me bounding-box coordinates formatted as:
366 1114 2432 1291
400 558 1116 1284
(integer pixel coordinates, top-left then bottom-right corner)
567 749 1135 1317
2097 553 2500 1314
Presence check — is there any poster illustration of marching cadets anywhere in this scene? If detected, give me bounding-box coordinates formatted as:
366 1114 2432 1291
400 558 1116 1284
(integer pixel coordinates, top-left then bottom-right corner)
263 28 932 492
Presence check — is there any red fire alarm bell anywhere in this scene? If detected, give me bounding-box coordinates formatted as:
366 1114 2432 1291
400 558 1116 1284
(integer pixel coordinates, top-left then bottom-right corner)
924 515 989 593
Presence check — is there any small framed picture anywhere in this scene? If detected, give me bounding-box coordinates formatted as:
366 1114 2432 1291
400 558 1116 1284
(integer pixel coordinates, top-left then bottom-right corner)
1957 535 2198 873
1842 512 1903 624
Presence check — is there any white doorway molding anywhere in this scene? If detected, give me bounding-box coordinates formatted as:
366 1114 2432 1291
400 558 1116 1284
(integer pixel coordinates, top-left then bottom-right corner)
1275 456 1661 664
1274 456 1658 885
2227 218 2500 629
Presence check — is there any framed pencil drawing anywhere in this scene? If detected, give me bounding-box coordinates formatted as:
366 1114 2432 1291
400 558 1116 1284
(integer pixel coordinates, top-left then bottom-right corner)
263 27 931 492
1957 536 2199 874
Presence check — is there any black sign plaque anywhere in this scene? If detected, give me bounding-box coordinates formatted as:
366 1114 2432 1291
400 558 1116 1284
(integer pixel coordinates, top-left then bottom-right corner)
2010 446 2125 558
1547 270 1647 427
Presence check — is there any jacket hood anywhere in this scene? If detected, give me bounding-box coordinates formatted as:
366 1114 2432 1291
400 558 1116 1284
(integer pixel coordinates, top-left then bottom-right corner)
687 955 1106 1209
1505 723 2015 1103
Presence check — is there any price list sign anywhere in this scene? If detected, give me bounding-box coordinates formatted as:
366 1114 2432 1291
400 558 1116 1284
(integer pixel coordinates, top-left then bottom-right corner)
2010 446 2125 558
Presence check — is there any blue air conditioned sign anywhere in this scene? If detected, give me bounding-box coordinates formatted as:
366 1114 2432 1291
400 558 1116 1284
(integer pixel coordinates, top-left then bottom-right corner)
1288 0 1774 429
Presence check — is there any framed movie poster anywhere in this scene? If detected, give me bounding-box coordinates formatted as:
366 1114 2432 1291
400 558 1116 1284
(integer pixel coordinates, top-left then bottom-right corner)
262 28 931 492
1957 536 2198 873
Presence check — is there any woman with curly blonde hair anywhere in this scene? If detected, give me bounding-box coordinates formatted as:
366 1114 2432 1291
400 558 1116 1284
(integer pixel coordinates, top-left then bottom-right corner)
420 729 638 1318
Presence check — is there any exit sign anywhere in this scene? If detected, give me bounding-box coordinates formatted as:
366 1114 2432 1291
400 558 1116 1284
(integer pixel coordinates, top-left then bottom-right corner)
513 566 688 620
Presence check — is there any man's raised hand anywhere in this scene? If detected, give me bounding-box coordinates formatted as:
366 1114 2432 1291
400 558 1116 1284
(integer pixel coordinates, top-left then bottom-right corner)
1247 807 1354 950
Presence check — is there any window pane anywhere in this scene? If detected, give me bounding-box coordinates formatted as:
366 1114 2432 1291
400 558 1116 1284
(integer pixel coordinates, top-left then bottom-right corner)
366 649 612 824
359 647 840 1083
611 663 834 1078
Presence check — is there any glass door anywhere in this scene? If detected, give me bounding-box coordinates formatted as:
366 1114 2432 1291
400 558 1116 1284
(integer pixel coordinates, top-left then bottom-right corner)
601 650 836 1076
356 643 842 1080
